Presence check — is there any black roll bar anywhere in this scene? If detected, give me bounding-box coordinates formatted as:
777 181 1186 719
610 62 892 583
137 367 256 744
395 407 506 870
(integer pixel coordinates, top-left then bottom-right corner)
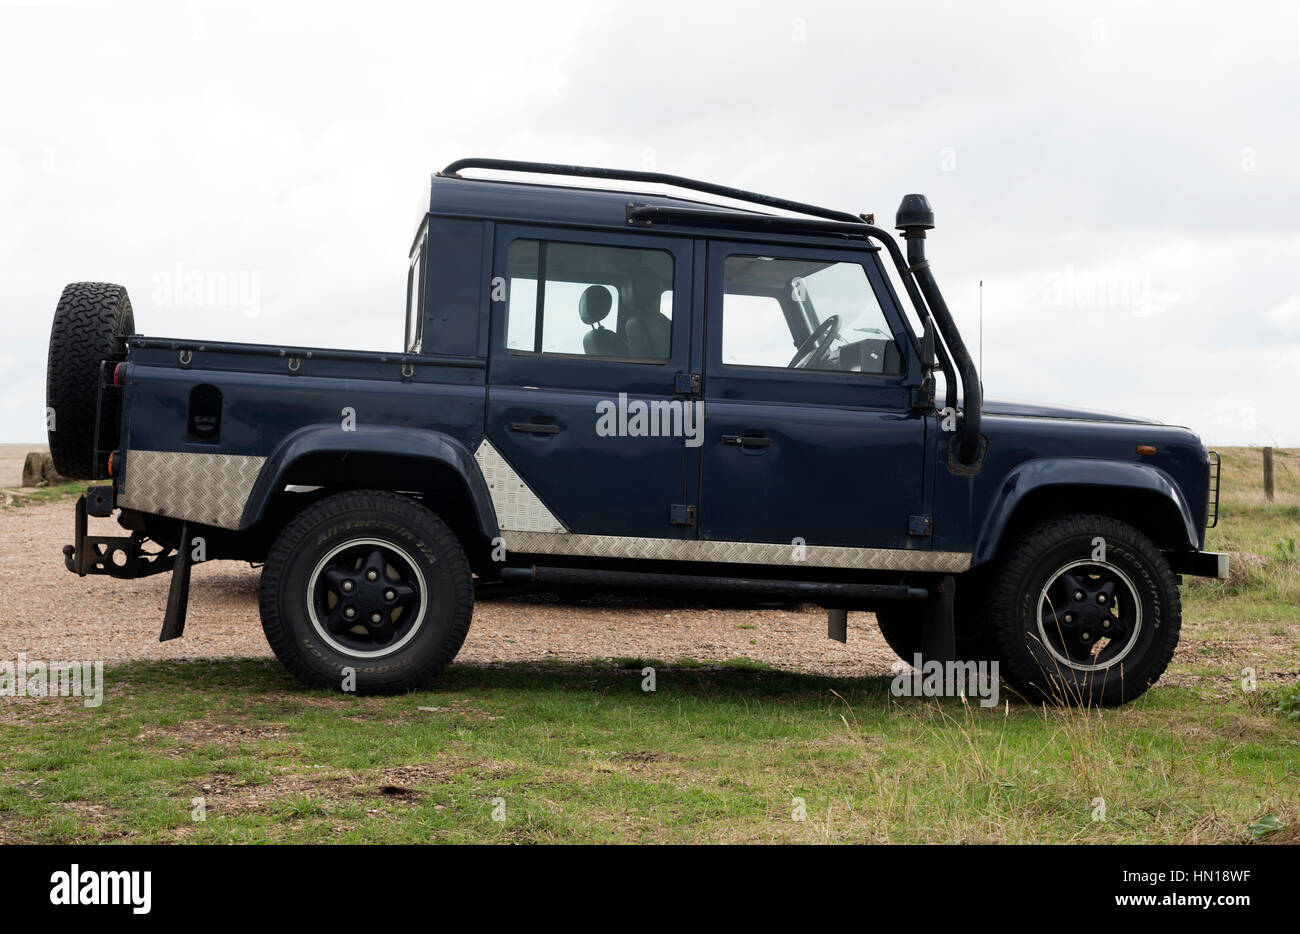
441 157 866 224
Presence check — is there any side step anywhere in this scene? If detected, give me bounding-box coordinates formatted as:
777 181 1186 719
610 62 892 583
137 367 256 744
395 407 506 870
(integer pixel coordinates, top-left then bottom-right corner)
499 565 929 603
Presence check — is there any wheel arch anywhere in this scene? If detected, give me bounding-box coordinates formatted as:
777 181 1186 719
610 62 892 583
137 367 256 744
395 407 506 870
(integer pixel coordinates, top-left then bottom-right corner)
972 458 1200 568
240 425 499 569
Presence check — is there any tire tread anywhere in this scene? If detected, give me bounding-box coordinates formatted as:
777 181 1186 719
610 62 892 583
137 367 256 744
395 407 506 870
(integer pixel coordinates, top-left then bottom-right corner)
988 513 1180 706
258 489 473 694
45 282 134 479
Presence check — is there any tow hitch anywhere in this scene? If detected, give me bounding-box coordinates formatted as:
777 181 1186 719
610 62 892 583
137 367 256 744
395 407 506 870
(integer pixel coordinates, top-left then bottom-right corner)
63 493 173 579
63 493 193 642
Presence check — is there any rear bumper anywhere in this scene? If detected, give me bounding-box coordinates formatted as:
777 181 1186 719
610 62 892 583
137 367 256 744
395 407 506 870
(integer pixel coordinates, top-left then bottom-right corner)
1168 550 1230 580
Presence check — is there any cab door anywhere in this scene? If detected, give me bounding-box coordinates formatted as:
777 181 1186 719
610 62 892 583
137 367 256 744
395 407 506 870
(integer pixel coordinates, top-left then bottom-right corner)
698 240 928 550
485 226 696 539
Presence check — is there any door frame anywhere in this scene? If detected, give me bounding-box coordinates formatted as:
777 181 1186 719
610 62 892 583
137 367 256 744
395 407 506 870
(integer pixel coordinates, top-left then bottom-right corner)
481 222 699 542
692 237 936 553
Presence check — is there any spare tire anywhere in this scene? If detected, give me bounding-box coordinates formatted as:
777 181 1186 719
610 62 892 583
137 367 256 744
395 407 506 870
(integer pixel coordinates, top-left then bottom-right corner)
45 282 135 480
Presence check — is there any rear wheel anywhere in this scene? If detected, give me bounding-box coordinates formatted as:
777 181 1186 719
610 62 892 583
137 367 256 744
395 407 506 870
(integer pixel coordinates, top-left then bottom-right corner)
259 490 473 694
988 514 1180 706
45 282 134 479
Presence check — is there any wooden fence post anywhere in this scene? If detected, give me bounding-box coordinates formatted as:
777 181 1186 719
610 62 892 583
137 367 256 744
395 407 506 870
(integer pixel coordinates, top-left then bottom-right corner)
1263 446 1274 501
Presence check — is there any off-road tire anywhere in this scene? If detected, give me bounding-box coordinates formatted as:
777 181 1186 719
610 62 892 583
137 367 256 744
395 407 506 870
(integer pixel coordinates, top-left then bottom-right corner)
988 514 1180 706
45 282 135 479
259 490 473 694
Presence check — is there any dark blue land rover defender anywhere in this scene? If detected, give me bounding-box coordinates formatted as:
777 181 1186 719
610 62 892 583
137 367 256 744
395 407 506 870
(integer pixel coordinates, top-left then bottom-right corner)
47 159 1226 705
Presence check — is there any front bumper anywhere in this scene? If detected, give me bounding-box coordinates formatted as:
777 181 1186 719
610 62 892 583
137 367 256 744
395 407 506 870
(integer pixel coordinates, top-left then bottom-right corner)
1167 550 1230 580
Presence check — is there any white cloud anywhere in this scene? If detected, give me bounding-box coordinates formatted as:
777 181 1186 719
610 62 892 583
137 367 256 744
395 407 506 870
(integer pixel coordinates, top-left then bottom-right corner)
1266 296 1300 333
1 0 1298 444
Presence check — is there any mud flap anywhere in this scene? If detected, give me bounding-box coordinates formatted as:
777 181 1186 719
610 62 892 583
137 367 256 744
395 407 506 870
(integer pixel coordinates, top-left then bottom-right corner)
827 608 848 643
159 522 193 642
921 574 956 663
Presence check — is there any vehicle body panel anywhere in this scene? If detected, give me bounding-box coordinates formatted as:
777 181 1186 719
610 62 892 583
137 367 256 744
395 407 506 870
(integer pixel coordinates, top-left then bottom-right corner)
933 415 1210 562
116 339 486 531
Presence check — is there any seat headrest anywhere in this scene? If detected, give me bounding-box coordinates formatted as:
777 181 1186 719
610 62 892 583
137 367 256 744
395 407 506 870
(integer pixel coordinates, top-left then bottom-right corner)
578 285 613 325
626 268 662 313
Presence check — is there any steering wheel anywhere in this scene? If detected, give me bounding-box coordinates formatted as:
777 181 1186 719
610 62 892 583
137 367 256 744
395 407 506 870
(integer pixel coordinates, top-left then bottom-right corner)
788 315 841 369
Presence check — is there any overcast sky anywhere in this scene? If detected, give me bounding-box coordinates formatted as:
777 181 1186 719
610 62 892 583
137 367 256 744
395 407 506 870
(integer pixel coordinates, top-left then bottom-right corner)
2 0 1297 445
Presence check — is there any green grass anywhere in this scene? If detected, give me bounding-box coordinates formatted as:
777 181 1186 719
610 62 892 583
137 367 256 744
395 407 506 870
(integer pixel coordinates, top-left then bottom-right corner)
0 448 1295 844
1181 447 1300 679
1 481 87 509
0 658 1295 843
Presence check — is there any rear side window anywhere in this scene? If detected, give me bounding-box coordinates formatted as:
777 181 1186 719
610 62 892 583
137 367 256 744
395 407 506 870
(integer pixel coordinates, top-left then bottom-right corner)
405 234 426 352
505 239 673 361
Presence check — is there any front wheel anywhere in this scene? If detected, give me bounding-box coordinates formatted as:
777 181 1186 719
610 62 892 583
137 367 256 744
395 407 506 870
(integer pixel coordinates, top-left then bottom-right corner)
259 490 473 694
988 514 1180 706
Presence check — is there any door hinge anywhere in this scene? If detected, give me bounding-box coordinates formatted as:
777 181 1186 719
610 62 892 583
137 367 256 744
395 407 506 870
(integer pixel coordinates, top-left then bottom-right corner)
670 504 697 526
908 515 933 536
909 381 936 411
675 372 701 394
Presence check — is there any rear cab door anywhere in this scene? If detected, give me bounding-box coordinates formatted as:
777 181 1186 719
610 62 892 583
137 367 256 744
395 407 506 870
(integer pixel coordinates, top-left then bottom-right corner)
484 225 696 545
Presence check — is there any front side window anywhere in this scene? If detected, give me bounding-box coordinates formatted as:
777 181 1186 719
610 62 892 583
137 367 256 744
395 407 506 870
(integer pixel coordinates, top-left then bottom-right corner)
721 255 901 375
505 239 673 361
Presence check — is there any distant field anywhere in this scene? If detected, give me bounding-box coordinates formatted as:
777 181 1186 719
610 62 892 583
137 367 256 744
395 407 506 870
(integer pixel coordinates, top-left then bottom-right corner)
0 444 44 489
1184 446 1299 667
0 446 1295 843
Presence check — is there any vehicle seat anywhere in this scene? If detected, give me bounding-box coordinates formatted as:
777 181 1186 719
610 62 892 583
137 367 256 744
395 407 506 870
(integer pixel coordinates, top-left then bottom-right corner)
579 286 628 357
624 270 671 358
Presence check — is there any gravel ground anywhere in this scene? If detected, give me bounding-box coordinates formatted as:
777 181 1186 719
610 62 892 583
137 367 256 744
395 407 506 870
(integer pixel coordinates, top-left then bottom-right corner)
1 498 898 676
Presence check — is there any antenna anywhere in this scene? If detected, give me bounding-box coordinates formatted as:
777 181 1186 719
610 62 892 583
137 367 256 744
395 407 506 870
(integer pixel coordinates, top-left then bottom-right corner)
979 279 984 393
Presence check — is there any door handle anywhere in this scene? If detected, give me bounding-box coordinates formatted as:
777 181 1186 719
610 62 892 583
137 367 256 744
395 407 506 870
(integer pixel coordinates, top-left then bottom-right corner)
722 434 772 448
509 421 561 435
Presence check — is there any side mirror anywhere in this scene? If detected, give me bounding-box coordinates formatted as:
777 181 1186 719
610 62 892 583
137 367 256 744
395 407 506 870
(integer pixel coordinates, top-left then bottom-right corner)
920 318 937 372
